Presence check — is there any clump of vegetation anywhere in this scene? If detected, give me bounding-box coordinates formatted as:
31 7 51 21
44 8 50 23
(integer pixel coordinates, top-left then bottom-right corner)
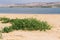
0 17 52 33
2 27 13 33
0 17 10 23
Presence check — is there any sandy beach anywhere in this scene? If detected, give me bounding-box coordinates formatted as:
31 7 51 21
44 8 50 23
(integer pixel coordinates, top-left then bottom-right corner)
0 14 60 40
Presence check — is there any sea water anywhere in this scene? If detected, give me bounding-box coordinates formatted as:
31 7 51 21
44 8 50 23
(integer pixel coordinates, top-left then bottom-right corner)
0 8 60 14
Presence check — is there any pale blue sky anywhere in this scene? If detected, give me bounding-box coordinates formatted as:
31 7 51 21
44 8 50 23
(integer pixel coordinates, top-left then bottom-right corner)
0 0 60 4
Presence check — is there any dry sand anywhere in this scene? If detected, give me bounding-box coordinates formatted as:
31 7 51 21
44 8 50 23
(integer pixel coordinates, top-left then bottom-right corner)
0 14 60 40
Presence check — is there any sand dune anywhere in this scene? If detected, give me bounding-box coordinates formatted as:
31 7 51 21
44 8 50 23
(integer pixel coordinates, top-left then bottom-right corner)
0 14 60 40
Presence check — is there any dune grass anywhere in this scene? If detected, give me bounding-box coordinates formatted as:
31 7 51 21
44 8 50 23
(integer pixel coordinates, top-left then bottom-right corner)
0 17 52 33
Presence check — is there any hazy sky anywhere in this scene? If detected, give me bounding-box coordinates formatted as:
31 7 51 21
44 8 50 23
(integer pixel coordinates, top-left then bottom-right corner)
0 0 60 4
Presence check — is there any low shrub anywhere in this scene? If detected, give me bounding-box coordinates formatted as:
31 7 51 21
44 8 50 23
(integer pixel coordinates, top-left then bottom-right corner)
2 27 13 33
0 17 52 33
39 21 51 31
0 17 10 23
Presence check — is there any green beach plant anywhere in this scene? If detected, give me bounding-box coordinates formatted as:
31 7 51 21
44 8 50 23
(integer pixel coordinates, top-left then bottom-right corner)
0 17 52 33
2 26 13 33
0 17 10 23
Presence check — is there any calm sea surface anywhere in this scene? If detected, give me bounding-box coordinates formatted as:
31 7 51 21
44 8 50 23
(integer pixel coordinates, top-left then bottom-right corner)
0 8 60 14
